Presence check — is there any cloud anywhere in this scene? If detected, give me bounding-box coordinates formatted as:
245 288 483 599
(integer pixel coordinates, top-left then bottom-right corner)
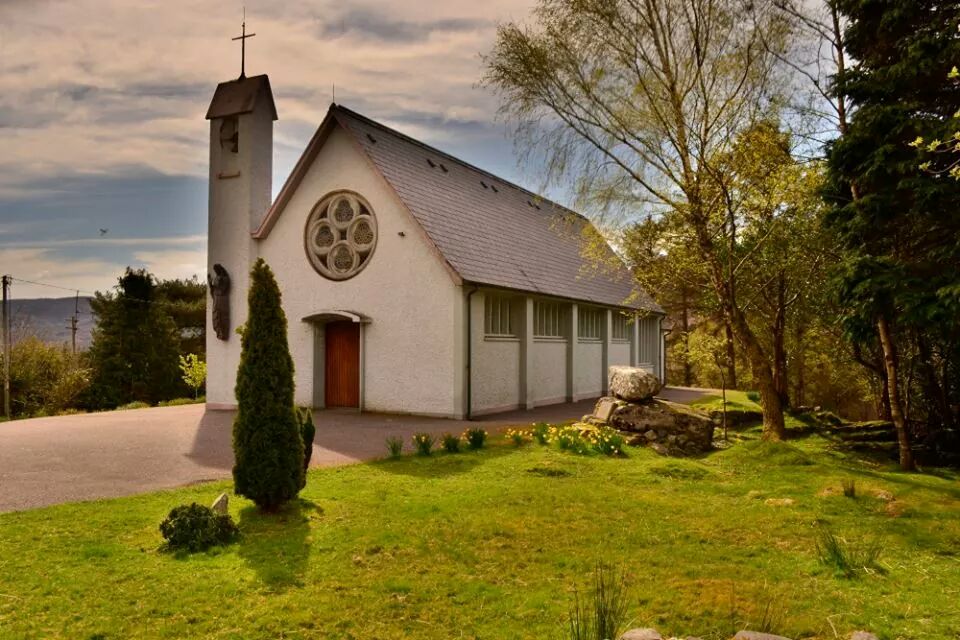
0 0 542 297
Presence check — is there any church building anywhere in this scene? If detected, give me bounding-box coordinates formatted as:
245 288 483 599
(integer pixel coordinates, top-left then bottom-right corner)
205 73 664 418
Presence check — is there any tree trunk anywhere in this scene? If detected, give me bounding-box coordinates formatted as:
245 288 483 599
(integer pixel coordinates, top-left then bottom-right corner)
681 288 692 387
772 271 789 408
793 322 805 407
878 367 892 421
876 313 914 471
724 321 737 389
730 306 786 440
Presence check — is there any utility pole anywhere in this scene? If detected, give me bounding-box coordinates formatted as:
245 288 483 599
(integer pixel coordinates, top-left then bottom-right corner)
66 290 79 354
2 275 10 418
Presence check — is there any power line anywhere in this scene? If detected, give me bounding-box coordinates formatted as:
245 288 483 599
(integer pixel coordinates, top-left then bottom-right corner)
6 275 190 309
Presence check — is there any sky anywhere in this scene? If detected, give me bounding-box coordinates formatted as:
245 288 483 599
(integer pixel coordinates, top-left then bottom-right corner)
0 0 541 299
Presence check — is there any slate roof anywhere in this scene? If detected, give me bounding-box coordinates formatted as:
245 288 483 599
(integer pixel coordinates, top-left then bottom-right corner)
206 74 278 121
261 104 661 312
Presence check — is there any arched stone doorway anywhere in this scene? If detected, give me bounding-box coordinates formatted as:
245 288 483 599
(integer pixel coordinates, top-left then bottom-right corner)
302 311 370 410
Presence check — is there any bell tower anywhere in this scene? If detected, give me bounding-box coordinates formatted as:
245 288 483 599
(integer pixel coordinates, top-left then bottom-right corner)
204 72 277 407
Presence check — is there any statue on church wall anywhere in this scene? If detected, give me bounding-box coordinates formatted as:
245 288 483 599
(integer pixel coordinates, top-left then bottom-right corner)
208 263 231 340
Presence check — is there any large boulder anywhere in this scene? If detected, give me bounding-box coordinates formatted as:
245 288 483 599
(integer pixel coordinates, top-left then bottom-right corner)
608 398 714 455
609 366 662 402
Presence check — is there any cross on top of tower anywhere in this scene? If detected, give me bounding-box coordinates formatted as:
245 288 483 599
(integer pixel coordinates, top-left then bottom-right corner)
232 11 256 79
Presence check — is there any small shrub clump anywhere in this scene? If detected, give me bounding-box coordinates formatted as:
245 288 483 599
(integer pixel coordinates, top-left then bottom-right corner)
298 407 316 487
532 422 550 445
592 426 625 456
413 432 435 456
506 428 528 446
159 503 239 552
118 401 151 410
441 432 462 453
841 478 857 498
463 428 488 450
386 436 404 458
815 525 883 578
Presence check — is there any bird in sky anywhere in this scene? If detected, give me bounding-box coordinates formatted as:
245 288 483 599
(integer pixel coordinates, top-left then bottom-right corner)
99 228 109 236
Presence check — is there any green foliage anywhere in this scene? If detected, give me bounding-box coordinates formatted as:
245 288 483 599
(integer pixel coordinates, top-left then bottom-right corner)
117 401 150 410
157 397 204 407
178 354 206 399
159 503 239 552
567 563 628 640
5 336 89 418
815 525 883 579
412 432 434 456
826 0 960 459
440 433 461 453
298 408 316 485
841 478 857 498
385 436 404 458
532 422 550 445
154 277 206 358
591 426 625 457
506 428 528 446
463 427 487 450
84 269 184 409
232 259 304 511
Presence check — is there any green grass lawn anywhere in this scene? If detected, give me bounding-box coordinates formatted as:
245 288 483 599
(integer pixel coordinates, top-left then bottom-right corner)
1 429 959 639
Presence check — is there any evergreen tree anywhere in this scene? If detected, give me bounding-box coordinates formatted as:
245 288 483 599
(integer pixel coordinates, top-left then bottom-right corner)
232 259 304 511
825 0 960 469
85 269 182 408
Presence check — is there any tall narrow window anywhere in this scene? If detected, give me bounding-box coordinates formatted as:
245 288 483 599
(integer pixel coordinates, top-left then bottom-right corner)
638 316 659 363
534 301 565 338
484 294 515 337
578 308 602 340
612 313 629 341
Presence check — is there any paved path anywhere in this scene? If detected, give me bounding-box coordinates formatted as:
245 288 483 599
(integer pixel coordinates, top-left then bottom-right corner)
0 388 704 513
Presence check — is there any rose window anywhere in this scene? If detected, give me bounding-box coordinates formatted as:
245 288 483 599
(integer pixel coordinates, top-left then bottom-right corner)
305 192 378 280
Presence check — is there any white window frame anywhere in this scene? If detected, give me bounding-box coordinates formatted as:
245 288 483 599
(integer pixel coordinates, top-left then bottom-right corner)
534 300 566 340
578 307 602 341
484 294 516 338
611 312 630 342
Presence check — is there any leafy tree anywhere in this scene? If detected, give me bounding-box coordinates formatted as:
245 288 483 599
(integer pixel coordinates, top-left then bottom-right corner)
825 0 960 469
84 269 182 408
484 0 796 439
178 354 206 399
232 259 304 511
156 277 206 359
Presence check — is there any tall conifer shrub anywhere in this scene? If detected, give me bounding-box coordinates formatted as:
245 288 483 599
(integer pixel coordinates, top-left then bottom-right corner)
232 259 304 511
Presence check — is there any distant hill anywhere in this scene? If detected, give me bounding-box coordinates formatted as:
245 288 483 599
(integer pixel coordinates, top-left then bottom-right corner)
8 297 95 349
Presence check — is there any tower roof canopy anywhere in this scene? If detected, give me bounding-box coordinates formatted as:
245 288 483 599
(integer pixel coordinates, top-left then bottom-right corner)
206 74 277 120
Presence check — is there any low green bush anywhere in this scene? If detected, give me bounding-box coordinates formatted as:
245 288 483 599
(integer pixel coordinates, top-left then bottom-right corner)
157 397 202 407
385 436 404 458
815 525 883 579
159 503 239 552
117 401 150 410
299 408 316 486
412 432 434 456
440 433 461 453
463 427 488 450
591 427 625 456
532 422 550 445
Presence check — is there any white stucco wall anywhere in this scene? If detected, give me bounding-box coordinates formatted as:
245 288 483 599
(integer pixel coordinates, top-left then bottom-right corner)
531 340 567 405
610 342 631 367
206 100 274 407
225 125 460 416
574 341 603 399
470 293 522 414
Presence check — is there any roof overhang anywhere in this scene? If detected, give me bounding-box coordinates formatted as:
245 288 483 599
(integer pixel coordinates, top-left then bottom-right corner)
302 310 371 324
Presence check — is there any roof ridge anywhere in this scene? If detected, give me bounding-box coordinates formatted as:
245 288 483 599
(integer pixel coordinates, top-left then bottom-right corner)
331 104 588 222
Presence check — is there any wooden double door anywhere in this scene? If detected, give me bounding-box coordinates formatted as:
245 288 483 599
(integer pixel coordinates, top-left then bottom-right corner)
324 321 360 408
